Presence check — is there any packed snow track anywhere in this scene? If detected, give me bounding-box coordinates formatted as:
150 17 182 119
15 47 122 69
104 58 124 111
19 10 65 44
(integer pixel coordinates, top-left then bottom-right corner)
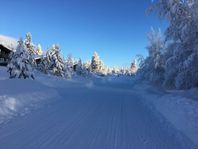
0 78 197 149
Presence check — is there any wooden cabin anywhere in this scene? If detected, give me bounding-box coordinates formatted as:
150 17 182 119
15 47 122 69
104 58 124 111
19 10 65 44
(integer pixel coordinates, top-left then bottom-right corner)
0 35 17 66
0 44 12 66
0 35 44 67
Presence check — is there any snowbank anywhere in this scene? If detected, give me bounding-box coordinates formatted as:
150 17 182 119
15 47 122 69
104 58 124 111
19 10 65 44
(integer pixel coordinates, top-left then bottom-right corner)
0 68 59 124
0 67 8 80
134 83 198 145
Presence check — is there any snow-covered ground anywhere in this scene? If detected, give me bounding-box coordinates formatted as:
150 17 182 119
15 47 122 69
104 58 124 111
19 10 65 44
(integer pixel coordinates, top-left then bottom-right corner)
0 67 198 149
134 83 198 146
0 67 59 125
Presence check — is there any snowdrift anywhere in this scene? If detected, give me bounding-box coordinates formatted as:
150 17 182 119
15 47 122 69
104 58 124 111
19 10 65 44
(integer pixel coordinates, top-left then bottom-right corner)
0 67 59 124
134 83 198 145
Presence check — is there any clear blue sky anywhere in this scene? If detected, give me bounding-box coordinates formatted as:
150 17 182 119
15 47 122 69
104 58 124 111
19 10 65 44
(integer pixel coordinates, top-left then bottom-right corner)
0 0 167 67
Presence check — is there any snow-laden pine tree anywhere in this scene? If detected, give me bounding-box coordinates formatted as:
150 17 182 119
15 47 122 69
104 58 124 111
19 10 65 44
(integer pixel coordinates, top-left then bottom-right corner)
76 58 84 75
91 52 103 73
65 55 75 78
101 65 108 76
45 44 66 77
106 67 113 75
118 67 126 76
139 29 165 84
111 67 119 75
24 32 35 55
38 55 48 74
24 32 37 67
65 55 75 69
7 38 35 79
83 60 91 74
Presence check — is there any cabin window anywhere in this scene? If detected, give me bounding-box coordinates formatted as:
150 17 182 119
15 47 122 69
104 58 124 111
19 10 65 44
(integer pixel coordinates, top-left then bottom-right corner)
0 58 4 62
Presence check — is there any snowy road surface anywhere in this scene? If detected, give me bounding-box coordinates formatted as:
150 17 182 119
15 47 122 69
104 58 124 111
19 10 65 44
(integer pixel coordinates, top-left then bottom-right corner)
0 79 197 149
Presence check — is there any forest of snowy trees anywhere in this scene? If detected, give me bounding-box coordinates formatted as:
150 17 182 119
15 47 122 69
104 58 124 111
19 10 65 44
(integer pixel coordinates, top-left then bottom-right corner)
138 0 198 89
7 33 137 80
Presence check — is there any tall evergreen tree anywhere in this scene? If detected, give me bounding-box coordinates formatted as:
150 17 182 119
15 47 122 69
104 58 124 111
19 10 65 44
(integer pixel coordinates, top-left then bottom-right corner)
45 44 65 77
7 38 34 79
24 32 35 55
76 58 84 75
24 32 37 68
91 52 103 73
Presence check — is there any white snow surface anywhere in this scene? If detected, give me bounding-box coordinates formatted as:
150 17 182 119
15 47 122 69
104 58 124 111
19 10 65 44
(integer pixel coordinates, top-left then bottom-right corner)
134 83 198 146
0 67 198 149
0 67 59 124
0 35 18 51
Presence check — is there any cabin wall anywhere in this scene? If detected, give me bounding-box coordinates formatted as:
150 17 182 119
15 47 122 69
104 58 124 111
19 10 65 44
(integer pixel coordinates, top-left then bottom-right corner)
0 45 11 66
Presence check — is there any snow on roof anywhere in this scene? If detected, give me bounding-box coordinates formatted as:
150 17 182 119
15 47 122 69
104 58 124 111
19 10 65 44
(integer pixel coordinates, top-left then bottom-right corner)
0 35 18 51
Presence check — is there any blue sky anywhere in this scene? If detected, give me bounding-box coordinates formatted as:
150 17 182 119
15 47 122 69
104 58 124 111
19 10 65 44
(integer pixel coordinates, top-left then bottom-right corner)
0 0 167 67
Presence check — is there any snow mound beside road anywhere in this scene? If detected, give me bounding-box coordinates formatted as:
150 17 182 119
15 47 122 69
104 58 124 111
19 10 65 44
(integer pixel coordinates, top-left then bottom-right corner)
134 83 198 145
0 76 59 124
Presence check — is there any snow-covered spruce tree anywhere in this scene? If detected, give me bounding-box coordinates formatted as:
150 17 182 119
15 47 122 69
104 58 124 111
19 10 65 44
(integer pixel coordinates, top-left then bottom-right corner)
24 32 37 67
7 38 35 79
24 32 36 55
65 55 75 78
76 58 84 76
64 64 72 79
37 55 49 74
119 67 126 76
101 65 108 76
111 67 119 76
83 60 91 74
139 29 165 85
91 52 103 73
106 67 112 76
45 44 66 77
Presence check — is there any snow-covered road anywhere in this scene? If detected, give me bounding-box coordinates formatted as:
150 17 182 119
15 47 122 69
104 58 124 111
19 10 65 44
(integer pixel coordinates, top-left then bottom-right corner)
0 80 196 149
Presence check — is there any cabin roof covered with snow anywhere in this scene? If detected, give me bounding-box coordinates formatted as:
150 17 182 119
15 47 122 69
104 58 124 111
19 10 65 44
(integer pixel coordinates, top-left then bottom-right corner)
0 35 18 51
